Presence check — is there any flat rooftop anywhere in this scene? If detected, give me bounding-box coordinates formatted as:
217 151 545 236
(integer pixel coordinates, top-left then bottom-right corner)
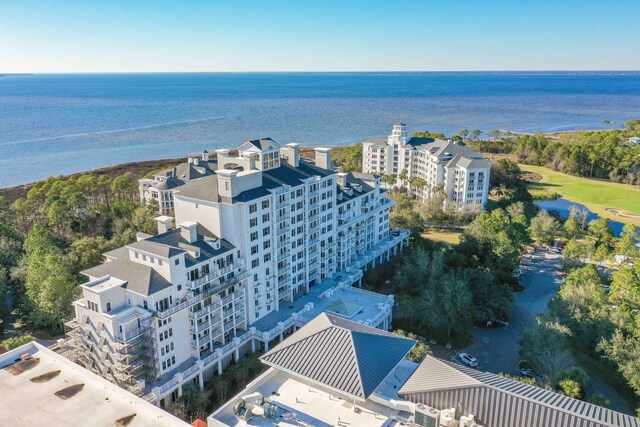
251 271 390 332
209 362 418 427
0 342 188 427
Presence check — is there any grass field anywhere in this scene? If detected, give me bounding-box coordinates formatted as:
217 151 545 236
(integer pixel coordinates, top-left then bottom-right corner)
422 229 463 245
521 165 640 226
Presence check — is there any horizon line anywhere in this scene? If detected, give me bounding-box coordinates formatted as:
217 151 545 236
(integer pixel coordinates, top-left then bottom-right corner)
2 70 640 76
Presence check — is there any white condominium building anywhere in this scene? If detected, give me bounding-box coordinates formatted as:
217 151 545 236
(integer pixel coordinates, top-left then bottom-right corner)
64 137 409 409
362 123 491 212
139 152 215 214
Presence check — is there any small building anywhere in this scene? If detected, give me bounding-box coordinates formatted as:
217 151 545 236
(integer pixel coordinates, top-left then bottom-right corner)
399 356 640 427
209 312 418 427
139 151 216 214
0 341 188 426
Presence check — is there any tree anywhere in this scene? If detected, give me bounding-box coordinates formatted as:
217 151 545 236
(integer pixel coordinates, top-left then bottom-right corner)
529 210 561 245
598 331 640 398
609 265 640 311
111 173 138 202
0 335 36 350
177 383 212 421
490 159 522 187
394 330 432 362
381 174 397 188
617 224 639 258
333 144 362 173
557 379 582 399
68 237 109 275
520 317 573 382
23 225 77 332
563 239 594 264
554 367 589 399
588 218 614 246
563 218 584 240
457 129 469 140
471 129 482 140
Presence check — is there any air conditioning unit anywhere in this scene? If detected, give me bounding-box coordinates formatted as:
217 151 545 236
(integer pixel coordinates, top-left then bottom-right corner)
414 403 440 427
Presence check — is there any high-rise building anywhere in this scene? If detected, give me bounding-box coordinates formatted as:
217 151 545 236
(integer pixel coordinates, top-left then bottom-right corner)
362 124 491 212
64 138 409 408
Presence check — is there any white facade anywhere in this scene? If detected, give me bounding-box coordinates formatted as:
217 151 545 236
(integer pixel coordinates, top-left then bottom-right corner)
362 124 491 212
65 137 410 409
139 152 215 214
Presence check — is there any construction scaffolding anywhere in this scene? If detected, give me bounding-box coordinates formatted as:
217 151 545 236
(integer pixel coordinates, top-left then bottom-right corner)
63 314 157 396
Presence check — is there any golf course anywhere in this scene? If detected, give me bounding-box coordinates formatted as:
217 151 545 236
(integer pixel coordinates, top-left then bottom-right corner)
521 165 640 227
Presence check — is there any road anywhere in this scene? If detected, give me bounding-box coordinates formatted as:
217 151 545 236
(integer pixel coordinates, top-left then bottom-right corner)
462 248 633 414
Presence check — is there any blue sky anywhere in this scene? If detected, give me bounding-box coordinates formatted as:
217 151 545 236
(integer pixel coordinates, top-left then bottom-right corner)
1 0 639 73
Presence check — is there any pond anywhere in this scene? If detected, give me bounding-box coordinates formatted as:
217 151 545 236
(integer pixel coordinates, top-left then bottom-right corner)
534 198 625 237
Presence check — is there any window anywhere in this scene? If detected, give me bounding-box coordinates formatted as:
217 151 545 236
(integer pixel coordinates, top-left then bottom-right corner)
250 231 258 241
263 240 271 250
252 259 259 268
263 227 270 236
262 200 270 209
250 218 258 228
262 213 270 223
106 302 111 312
249 203 257 214
175 259 180 266
251 245 259 255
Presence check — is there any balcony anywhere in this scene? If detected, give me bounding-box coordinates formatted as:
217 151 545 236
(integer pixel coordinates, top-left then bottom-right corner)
276 225 291 235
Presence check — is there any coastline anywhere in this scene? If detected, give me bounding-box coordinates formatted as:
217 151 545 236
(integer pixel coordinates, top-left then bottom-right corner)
0 147 322 203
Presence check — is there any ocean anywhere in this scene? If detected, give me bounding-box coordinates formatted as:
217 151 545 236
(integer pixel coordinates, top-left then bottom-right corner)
1 72 639 187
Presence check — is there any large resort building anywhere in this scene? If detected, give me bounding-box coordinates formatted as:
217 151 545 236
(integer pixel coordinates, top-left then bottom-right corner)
63 137 409 408
362 123 491 212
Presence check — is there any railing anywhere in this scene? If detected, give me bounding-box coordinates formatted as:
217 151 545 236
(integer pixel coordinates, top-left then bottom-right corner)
276 225 291 235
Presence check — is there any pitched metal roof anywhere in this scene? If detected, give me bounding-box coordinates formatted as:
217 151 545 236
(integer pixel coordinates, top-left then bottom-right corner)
399 356 640 427
326 300 363 318
260 313 415 401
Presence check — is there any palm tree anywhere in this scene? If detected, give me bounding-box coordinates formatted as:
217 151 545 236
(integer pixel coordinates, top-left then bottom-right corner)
381 174 397 189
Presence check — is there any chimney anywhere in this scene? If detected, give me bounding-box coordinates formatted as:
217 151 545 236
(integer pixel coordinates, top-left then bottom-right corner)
179 221 198 244
314 147 332 170
193 157 199 166
202 150 209 161
337 172 347 187
247 153 257 170
188 157 194 164
282 143 300 167
155 215 174 234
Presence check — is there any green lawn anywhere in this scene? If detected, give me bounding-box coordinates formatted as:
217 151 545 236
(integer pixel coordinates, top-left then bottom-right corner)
521 165 640 226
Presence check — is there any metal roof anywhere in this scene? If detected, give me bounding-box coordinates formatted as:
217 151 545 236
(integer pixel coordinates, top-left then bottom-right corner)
260 313 415 401
399 356 640 427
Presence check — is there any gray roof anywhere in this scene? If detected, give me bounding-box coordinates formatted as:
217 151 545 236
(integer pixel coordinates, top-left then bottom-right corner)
399 356 640 427
127 239 185 258
406 136 435 147
175 159 336 204
260 313 415 401
82 225 235 295
363 137 388 146
455 156 491 169
241 137 279 151
82 247 173 296
337 172 376 204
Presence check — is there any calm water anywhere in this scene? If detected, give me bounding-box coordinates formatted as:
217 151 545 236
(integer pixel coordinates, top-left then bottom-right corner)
534 198 625 237
1 72 640 187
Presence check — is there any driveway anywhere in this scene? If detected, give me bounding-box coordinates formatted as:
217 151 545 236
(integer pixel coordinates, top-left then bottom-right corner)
462 249 633 414
464 249 563 376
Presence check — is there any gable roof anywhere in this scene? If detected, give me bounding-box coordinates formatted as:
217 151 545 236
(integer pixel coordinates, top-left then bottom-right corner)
239 137 280 152
260 313 415 401
399 356 640 427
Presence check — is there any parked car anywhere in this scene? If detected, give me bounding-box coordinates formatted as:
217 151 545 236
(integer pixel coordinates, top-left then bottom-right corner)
458 352 478 368
519 368 538 378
